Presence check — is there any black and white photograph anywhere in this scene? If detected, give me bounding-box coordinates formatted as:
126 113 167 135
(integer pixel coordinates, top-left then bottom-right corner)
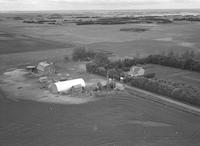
0 0 200 146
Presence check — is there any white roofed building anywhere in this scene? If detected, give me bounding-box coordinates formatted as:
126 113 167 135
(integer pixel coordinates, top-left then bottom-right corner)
49 78 86 94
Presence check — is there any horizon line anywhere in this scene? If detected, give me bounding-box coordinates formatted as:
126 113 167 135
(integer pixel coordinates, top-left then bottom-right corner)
1 8 200 13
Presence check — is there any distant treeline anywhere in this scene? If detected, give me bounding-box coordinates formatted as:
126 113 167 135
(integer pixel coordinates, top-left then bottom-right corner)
76 20 127 25
138 50 200 72
72 47 200 73
75 15 200 25
120 28 149 32
174 17 200 22
23 19 56 24
76 16 173 25
70 47 200 107
20 14 200 26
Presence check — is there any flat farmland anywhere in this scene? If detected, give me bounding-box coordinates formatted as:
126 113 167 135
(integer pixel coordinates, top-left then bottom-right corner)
0 32 73 54
0 21 200 56
1 20 200 57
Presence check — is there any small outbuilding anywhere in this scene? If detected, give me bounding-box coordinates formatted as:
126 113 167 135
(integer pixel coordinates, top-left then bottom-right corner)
49 78 86 94
26 65 37 73
37 61 55 76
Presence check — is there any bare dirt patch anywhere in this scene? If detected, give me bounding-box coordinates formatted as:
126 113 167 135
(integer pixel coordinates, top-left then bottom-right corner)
0 69 97 104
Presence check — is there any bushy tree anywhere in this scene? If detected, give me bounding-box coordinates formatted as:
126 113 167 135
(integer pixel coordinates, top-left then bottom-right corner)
108 69 120 80
72 47 87 61
96 67 107 76
94 53 110 68
86 62 98 73
72 47 96 61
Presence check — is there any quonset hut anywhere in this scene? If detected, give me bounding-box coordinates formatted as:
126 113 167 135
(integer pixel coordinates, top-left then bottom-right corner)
49 78 86 94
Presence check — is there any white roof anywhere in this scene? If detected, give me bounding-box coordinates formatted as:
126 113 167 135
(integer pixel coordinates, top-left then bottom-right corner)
38 61 50 67
26 66 36 69
37 61 51 71
128 66 145 77
54 78 86 92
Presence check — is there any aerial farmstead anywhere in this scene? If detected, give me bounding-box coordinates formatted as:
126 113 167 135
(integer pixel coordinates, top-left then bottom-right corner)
0 58 125 104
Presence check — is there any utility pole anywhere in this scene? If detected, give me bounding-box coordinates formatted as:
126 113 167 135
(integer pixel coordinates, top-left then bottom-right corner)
106 71 109 91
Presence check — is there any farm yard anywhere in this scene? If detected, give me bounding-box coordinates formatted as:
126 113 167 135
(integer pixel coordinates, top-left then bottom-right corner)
0 49 108 104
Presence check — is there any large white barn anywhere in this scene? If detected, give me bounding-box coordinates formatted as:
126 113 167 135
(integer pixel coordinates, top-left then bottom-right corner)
49 78 86 94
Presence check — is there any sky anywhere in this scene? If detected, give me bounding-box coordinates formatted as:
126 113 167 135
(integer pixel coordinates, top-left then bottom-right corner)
0 0 200 11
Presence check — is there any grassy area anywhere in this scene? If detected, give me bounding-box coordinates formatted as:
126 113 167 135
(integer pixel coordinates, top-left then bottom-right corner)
0 31 73 55
143 64 200 88
87 40 197 58
1 89 200 146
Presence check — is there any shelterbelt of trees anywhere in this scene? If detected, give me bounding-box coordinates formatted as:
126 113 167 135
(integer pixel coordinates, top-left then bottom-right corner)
141 50 200 72
70 47 200 107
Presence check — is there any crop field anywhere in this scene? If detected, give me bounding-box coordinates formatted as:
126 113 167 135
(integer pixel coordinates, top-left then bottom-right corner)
1 19 200 57
0 30 73 55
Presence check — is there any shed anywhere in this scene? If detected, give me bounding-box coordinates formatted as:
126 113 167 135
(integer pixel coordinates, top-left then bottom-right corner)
37 61 55 76
49 78 86 94
26 66 36 73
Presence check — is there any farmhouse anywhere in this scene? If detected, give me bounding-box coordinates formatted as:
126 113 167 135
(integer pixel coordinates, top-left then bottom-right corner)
127 66 145 77
49 78 86 94
37 61 55 76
